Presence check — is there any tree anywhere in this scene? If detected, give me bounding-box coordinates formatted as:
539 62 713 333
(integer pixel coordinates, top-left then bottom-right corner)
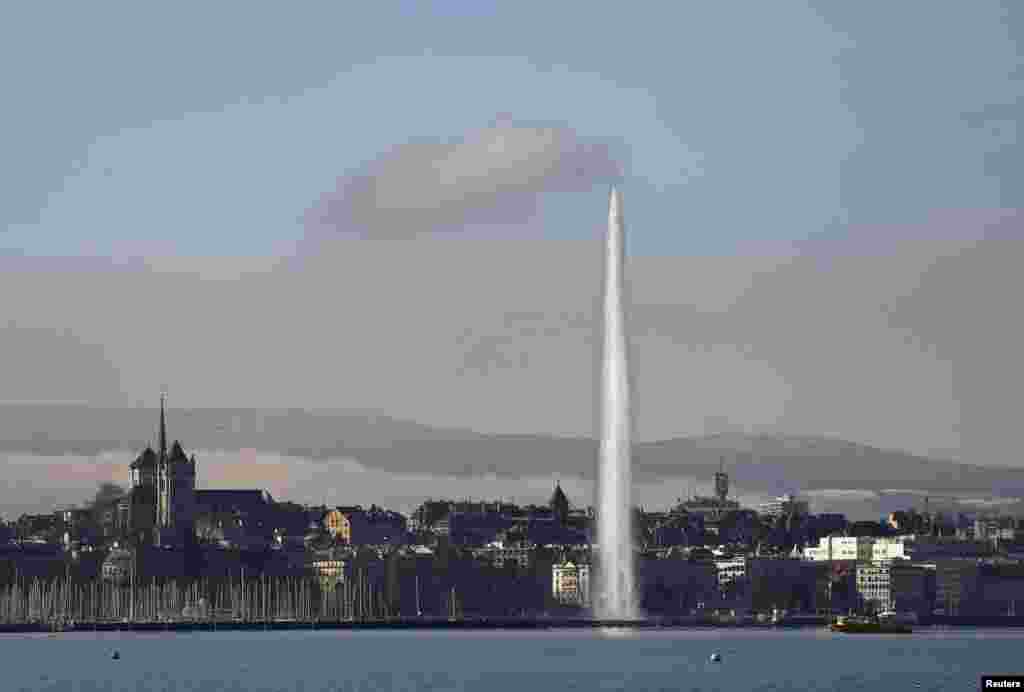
87 482 127 508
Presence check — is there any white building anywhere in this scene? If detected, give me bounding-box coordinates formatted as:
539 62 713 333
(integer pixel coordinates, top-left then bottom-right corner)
803 536 875 562
472 541 535 569
714 557 748 589
552 561 590 606
871 536 914 562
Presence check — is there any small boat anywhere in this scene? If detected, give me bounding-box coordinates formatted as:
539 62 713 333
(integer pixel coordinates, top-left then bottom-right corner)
709 652 722 663
830 615 912 634
878 610 919 626
773 611 828 627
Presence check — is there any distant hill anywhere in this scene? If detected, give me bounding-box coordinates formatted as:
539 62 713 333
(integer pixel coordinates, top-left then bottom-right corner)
2 405 1023 497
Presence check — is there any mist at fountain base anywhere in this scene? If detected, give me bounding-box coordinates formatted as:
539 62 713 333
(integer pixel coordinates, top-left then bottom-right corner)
592 556 641 621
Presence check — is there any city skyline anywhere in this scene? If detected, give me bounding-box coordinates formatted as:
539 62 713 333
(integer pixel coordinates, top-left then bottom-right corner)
3 398 1024 523
2 371 1022 644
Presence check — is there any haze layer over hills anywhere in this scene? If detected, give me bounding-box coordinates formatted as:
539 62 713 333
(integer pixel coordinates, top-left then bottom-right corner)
3 405 1022 499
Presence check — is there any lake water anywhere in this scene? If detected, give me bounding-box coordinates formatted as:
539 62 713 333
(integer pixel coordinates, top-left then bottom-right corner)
3 628 1020 691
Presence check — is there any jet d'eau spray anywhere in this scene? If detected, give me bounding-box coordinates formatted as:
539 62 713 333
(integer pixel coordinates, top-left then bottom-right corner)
595 186 639 620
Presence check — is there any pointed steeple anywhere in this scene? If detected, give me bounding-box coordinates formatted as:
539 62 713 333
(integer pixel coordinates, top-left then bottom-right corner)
170 440 187 461
550 481 569 524
159 391 167 462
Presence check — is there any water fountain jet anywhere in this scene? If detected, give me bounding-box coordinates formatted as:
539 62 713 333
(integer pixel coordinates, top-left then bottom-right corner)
595 186 639 620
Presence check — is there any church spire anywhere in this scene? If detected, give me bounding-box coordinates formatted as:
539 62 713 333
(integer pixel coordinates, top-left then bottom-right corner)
159 390 167 462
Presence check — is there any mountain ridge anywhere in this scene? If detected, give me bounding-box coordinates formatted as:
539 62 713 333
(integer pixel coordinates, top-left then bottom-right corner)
1 405 1022 497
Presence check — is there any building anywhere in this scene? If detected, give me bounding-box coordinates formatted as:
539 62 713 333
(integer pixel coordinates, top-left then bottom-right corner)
638 557 719 614
311 550 346 590
749 557 818 613
128 395 197 546
974 516 1018 546
0 541 64 579
872 536 913 562
55 507 95 548
125 396 280 550
158 440 197 544
758 494 810 519
552 560 590 606
449 511 511 547
408 500 451 534
344 507 408 546
714 556 748 592
855 561 931 615
92 497 130 540
194 490 274 548
101 548 133 584
803 536 875 562
321 509 352 543
679 496 741 520
707 556 816 611
868 535 993 563
550 483 570 525
974 563 1024 616
902 536 993 561
471 541 535 569
431 517 450 537
714 459 730 504
678 458 741 520
16 513 59 542
194 490 273 515
649 513 704 548
922 559 980 615
128 447 158 542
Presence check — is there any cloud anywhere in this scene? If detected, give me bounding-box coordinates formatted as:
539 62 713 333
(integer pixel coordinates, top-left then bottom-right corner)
0 325 123 406
303 118 623 239
1 212 1022 470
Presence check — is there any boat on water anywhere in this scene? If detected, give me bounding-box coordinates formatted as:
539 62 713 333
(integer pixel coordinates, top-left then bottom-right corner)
771 610 828 627
877 610 919 626
830 615 912 634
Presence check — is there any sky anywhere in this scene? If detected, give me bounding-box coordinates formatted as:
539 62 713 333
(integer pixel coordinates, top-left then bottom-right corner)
1 2 1022 511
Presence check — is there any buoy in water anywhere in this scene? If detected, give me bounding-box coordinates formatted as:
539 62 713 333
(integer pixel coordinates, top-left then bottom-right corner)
111 651 120 660
709 652 722 663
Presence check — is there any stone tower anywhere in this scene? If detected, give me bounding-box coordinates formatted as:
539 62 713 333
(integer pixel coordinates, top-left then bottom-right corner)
714 456 730 505
155 394 197 545
128 445 158 543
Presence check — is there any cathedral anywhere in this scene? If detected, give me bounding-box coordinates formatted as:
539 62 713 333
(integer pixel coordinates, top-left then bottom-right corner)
128 395 197 546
